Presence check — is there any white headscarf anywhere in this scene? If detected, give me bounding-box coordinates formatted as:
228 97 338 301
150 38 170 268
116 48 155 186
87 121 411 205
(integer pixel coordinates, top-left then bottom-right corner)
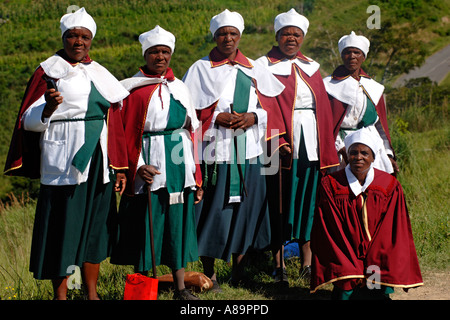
274 8 309 36
139 25 176 56
209 9 245 37
338 31 370 57
60 7 97 39
344 127 381 158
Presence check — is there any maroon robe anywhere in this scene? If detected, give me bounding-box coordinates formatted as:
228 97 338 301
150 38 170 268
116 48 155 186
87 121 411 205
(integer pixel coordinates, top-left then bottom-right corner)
108 67 202 196
328 65 394 154
258 46 339 170
310 168 423 293
4 51 127 178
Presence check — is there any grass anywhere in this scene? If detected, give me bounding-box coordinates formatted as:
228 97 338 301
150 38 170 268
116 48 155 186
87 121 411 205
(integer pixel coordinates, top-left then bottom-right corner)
0 125 448 300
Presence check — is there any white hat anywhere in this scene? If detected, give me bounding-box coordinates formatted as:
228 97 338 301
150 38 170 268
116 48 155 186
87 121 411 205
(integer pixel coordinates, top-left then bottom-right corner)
344 127 381 158
274 8 309 36
338 31 370 57
139 25 176 56
60 7 97 39
210 9 245 37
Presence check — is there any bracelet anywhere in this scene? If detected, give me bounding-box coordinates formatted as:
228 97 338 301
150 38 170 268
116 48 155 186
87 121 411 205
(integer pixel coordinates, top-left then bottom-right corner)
252 112 258 124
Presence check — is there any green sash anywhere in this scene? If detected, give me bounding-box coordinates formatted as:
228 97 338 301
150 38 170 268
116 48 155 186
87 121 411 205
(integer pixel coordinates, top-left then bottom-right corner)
229 69 252 200
339 95 378 141
142 94 187 203
357 96 377 129
72 82 109 173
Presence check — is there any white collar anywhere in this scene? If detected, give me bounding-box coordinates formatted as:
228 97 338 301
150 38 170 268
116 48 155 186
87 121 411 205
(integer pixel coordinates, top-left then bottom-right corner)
40 54 128 103
345 164 374 196
183 56 284 110
256 55 320 77
323 74 384 107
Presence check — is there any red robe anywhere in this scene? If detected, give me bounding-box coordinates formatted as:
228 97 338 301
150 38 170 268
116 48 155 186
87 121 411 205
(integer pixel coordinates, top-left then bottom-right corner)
328 65 394 153
310 169 423 293
258 47 339 170
108 67 202 196
4 52 127 178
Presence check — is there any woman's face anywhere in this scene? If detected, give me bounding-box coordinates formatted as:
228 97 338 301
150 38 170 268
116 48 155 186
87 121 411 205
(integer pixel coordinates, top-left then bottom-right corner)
276 26 304 58
63 27 92 62
144 45 172 76
341 47 365 74
348 143 374 177
214 26 241 58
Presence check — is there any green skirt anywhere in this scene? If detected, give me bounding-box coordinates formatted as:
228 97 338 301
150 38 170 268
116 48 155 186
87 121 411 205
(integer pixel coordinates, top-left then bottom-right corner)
111 188 198 271
268 131 319 247
29 144 117 280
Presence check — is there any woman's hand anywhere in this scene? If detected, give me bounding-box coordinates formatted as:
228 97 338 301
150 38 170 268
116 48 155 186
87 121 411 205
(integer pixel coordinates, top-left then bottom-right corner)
338 147 348 164
114 172 127 195
42 88 63 120
215 111 256 130
137 165 161 185
389 156 400 174
194 187 203 204
279 144 292 156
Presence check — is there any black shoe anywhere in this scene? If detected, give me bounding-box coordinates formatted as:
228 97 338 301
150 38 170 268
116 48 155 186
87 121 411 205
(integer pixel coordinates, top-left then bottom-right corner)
211 280 222 293
299 265 311 281
273 267 288 283
173 288 200 300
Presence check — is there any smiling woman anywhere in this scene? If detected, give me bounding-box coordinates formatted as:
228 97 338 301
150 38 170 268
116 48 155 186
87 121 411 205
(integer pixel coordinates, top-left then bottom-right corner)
62 28 92 63
311 127 424 300
3 7 129 300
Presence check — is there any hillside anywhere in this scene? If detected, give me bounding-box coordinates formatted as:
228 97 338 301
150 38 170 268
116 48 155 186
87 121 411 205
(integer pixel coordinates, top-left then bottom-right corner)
0 0 449 199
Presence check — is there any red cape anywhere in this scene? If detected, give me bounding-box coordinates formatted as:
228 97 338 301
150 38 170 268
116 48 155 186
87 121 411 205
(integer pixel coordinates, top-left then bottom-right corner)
257 47 339 170
310 169 423 292
328 65 394 154
4 53 128 178
108 68 202 196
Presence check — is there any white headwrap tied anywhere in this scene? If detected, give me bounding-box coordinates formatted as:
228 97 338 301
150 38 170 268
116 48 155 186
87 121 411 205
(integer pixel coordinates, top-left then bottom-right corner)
139 25 176 56
338 31 370 57
60 7 97 39
274 8 309 36
344 127 382 158
210 9 245 36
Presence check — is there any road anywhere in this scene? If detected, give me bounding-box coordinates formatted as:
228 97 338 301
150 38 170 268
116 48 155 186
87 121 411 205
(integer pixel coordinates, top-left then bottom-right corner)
394 44 450 87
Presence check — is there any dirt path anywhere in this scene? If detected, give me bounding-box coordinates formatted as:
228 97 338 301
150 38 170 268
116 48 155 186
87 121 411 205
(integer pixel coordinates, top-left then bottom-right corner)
391 271 449 300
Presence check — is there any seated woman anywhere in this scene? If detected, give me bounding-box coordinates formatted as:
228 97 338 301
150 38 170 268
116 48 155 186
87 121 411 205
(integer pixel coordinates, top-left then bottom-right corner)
310 127 423 299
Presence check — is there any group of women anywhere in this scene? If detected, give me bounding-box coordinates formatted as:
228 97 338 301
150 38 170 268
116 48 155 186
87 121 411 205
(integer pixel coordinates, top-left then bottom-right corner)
4 7 423 300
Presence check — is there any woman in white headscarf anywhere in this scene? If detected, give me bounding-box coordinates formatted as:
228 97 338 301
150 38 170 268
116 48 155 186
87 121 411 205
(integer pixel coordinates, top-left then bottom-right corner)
324 31 399 175
4 8 129 299
255 8 339 284
109 25 203 300
310 128 423 299
183 9 284 289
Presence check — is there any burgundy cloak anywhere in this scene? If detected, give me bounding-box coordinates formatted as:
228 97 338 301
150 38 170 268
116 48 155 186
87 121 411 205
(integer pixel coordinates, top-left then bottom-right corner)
4 52 127 179
257 47 339 171
328 65 394 153
108 67 202 196
310 168 423 293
